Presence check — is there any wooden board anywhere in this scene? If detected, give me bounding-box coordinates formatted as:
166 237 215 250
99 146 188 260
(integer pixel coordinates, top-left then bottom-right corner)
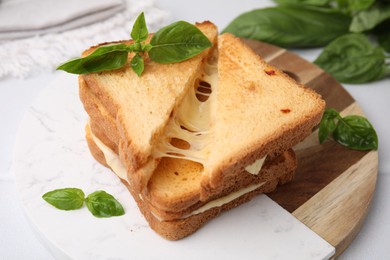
242 39 378 258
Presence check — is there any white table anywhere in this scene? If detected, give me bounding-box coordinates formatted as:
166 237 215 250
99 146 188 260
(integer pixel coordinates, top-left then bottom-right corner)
1 0 389 259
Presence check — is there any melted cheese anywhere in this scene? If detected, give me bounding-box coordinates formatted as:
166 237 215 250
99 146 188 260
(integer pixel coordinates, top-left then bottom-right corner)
245 157 266 175
90 125 268 221
151 181 266 221
183 181 265 217
152 61 218 164
88 58 269 221
90 127 130 184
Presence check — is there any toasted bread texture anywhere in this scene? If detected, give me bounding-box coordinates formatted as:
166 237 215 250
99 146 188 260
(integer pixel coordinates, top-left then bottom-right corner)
85 124 296 240
85 114 295 218
199 33 325 199
80 22 218 191
81 72 294 217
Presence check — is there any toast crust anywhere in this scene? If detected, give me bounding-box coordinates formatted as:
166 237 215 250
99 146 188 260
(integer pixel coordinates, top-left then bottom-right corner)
145 149 296 220
85 126 296 240
86 119 296 216
131 166 296 240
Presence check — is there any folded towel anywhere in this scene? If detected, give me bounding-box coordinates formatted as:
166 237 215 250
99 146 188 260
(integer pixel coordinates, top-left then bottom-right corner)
0 0 170 78
0 0 125 41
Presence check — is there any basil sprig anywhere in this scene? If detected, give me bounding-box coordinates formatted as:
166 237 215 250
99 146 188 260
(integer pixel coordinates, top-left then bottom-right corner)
57 12 211 76
42 188 125 218
318 108 378 150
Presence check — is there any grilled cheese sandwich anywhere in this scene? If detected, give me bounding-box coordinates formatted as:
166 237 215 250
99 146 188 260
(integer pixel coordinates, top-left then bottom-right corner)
79 21 325 240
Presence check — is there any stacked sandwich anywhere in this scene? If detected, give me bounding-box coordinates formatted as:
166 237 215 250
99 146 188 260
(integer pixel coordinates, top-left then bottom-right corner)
79 22 325 240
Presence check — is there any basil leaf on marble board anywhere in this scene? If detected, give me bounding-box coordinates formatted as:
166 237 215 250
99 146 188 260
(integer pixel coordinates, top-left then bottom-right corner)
222 6 351 48
148 21 212 63
85 190 125 218
314 33 388 83
42 188 85 210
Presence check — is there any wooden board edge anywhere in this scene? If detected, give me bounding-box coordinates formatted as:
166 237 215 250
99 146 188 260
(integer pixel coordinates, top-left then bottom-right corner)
292 150 378 257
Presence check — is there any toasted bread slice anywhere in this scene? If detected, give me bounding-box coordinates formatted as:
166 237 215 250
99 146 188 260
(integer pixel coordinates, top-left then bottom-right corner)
85 123 296 240
86 119 295 218
79 21 325 240
146 149 296 220
80 29 324 205
80 22 218 191
199 33 325 199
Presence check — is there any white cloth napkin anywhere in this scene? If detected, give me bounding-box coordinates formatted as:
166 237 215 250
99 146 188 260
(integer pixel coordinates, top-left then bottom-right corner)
0 0 170 78
0 0 125 41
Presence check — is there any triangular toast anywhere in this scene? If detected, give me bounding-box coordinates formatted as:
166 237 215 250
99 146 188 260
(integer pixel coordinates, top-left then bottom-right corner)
80 22 218 191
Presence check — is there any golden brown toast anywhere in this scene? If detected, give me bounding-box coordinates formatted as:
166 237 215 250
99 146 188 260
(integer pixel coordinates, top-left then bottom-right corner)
78 21 325 240
81 74 294 218
199 33 325 199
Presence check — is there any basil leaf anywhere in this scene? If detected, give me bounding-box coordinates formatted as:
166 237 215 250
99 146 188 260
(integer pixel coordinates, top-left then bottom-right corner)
42 188 85 210
57 44 129 74
222 6 351 48
314 33 387 83
142 43 153 52
85 190 125 218
333 115 378 150
318 108 340 143
130 54 144 76
131 12 148 42
350 3 390 32
336 0 349 10
274 0 331 6
317 108 378 150
149 21 212 63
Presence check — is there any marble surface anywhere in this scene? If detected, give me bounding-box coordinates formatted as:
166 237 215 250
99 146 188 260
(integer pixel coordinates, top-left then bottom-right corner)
11 74 334 259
